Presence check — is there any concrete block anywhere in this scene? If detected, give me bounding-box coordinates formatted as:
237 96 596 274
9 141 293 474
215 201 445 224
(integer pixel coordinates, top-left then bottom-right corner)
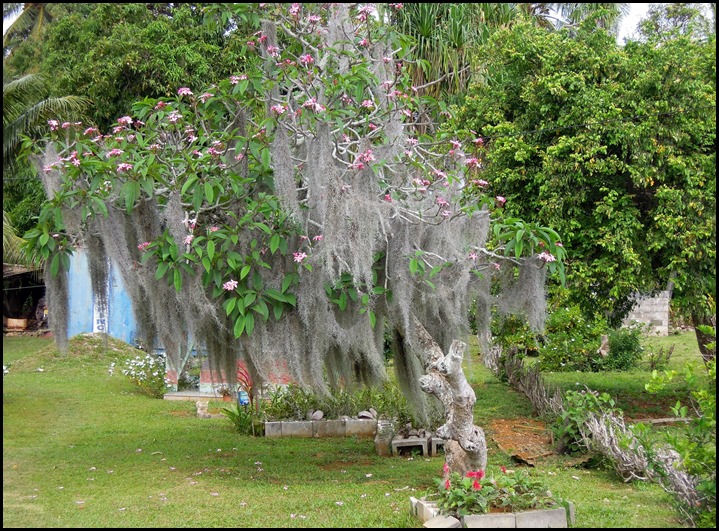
409 496 419 518
423 515 461 528
463 513 516 528
514 507 567 528
345 419 377 438
566 502 575 525
391 435 430 457
313 419 346 438
281 421 313 437
416 498 440 522
430 436 445 456
264 421 282 438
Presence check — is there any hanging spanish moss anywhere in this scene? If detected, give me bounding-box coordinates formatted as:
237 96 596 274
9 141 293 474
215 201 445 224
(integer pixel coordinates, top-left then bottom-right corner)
30 4 561 422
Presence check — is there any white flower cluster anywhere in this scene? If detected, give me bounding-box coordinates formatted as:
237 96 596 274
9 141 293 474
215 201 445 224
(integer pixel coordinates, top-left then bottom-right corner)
116 352 173 397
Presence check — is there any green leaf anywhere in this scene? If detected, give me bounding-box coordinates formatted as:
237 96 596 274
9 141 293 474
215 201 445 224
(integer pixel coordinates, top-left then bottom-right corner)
234 315 246 337
254 222 271 234
207 240 215 261
273 304 284 321
253 299 269 321
281 273 295 293
245 312 255 335
205 181 214 204
338 291 347 311
156 262 169 280
173 269 182 292
252 271 263 291
269 233 280 254
226 297 237 316
50 253 60 277
244 292 256 307
240 265 251 280
369 310 376 329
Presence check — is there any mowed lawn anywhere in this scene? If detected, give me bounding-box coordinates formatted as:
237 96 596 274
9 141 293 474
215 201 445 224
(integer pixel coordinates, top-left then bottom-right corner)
3 333 692 527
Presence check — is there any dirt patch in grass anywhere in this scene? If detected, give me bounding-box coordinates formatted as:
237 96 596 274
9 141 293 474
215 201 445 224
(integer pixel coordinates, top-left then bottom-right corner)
487 418 554 466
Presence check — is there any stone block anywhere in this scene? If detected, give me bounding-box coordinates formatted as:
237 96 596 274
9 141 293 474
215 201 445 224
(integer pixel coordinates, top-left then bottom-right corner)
566 502 575 525
417 499 440 522
281 421 313 437
409 496 419 518
264 421 282 438
514 507 567 528
391 435 430 457
313 419 346 438
423 515 461 528
430 436 445 456
345 419 377 438
463 513 516 528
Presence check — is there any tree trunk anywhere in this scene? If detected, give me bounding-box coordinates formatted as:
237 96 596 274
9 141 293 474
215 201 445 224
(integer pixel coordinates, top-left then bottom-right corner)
691 312 716 365
415 319 487 476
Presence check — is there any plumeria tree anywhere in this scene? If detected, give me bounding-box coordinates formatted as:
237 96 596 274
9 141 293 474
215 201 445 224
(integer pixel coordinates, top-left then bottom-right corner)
25 4 565 428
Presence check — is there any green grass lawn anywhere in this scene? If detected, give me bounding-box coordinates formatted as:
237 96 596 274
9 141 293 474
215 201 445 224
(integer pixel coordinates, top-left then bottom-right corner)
3 332 693 527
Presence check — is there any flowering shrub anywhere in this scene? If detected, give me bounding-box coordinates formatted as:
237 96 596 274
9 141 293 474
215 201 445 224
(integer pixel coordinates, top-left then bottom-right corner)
432 465 557 517
114 353 173 398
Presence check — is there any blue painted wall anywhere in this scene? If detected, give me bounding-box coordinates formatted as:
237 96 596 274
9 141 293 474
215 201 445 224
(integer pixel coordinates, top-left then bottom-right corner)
66 250 137 345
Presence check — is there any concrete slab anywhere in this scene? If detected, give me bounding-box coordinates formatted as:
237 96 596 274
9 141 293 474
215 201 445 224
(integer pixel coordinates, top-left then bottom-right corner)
264 421 282 438
514 507 567 528
463 513 516 528
345 419 377 438
281 421 313 437
423 515 461 528
313 419 346 437
430 436 445 456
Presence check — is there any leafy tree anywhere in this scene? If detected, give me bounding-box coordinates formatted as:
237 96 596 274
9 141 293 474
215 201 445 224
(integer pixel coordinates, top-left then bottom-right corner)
25 3 565 421
451 18 715 358
3 3 246 132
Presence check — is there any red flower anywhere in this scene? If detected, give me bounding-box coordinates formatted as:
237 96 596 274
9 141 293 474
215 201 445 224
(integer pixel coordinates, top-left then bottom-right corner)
500 466 507 474
444 479 451 490
472 479 481 491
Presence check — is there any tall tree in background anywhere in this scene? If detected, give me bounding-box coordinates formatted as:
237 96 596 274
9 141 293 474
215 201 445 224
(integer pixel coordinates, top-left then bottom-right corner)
452 13 715 359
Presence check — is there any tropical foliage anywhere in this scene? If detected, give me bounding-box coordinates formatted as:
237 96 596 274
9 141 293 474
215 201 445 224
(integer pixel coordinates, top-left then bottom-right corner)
451 11 716 355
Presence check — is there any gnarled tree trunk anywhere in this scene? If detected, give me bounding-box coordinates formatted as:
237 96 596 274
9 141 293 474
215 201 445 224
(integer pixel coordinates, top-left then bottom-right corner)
416 320 487 476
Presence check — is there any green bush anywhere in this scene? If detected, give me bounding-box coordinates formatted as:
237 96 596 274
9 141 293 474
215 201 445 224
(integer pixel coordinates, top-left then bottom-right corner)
260 381 419 426
552 387 621 455
538 305 606 372
644 355 716 528
604 325 644 370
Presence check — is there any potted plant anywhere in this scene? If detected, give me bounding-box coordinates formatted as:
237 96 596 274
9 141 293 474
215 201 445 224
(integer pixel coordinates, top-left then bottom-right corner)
217 385 233 402
416 464 570 527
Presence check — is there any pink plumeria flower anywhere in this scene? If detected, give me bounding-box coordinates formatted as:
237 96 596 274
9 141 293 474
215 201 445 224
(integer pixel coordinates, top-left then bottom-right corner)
137 242 151 252
48 120 59 131
298 54 314 66
496 196 507 207
209 226 220 232
223 279 239 291
384 193 392 202
293 252 307 263
266 45 280 57
184 235 194 245
538 251 556 263
312 235 323 242
117 116 133 126
117 163 133 173
177 87 193 96
107 148 124 158
199 92 214 103
469 252 478 260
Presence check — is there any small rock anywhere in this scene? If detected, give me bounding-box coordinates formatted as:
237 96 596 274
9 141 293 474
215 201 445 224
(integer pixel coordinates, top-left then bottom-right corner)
311 410 324 421
408 429 419 437
369 408 377 419
358 410 374 419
